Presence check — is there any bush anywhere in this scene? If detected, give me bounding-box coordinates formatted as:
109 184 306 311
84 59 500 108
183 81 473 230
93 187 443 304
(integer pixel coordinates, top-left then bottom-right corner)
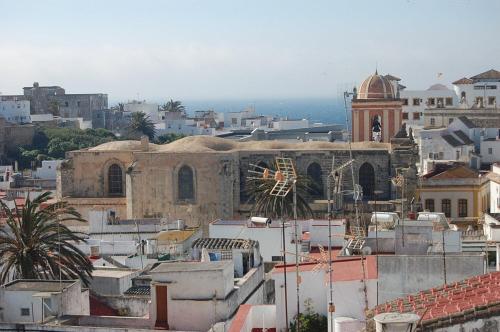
290 298 328 332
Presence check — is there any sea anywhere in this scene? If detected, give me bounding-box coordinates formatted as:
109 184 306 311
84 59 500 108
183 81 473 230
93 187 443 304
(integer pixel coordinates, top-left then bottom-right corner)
180 98 349 127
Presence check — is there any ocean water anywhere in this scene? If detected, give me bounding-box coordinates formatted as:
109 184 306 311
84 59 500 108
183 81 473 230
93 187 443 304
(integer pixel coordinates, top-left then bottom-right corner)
181 98 348 126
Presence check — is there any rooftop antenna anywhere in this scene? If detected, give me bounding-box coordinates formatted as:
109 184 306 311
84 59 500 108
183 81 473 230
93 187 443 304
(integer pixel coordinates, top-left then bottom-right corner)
248 157 299 331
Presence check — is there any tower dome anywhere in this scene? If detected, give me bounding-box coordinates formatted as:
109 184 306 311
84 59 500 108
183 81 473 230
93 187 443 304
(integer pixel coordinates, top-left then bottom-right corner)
357 72 395 100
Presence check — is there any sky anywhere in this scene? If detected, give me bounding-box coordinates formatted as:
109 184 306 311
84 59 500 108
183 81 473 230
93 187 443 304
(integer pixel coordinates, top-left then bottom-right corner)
1 0 499 103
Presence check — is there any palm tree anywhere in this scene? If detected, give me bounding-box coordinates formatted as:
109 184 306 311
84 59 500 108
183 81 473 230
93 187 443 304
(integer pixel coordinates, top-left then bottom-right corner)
161 99 185 114
245 165 315 219
0 192 93 286
127 111 156 140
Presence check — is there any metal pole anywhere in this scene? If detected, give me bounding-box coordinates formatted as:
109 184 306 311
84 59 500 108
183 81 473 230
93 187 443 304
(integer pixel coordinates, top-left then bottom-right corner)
281 196 289 332
293 181 300 331
442 229 447 284
374 191 379 306
327 175 334 332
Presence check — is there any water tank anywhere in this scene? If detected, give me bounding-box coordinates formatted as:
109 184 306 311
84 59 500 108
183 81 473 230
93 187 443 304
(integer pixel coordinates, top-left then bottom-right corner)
371 212 400 227
250 216 271 226
334 317 364 332
374 313 420 332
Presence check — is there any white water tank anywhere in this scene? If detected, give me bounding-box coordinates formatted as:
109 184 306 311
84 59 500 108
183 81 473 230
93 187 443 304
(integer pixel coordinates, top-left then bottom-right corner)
371 212 400 226
374 313 420 332
334 317 364 332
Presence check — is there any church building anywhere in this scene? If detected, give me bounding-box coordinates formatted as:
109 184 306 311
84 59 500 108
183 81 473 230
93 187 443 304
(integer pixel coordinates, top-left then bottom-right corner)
352 71 403 143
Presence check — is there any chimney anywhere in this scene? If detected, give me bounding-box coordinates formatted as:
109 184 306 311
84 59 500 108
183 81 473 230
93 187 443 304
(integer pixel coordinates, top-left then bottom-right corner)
141 135 149 152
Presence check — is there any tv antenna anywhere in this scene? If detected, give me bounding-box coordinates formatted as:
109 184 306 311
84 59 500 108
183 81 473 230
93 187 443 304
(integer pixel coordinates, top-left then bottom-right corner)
248 157 300 332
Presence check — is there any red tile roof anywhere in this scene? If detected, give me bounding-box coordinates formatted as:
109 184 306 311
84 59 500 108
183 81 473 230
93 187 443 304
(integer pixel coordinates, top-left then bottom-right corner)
370 272 500 329
272 256 378 282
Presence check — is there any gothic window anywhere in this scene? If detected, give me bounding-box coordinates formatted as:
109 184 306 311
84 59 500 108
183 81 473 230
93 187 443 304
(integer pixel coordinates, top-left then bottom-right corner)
108 164 123 195
359 162 375 199
178 165 194 201
307 162 323 198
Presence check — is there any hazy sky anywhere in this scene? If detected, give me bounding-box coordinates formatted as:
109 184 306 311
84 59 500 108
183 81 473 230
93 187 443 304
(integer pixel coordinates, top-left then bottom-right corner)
1 0 499 102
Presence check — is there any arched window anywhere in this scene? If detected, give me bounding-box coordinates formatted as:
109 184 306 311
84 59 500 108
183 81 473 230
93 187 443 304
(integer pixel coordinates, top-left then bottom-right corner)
307 162 323 198
108 164 123 195
359 162 375 199
372 115 382 142
178 165 194 201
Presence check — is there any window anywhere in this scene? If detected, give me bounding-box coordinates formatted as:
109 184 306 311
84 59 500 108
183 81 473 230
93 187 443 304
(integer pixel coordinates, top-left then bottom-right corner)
21 308 30 316
456 150 460 159
458 199 468 217
489 97 496 106
449 118 454 124
441 199 451 218
489 147 493 155
413 112 420 120
401 98 408 106
428 152 433 159
64 101 69 107
413 98 420 106
439 152 444 159
272 256 284 262
231 118 238 125
476 97 484 108
307 162 323 198
359 163 375 199
77 101 81 107
178 165 194 201
445 97 453 106
402 112 409 120
430 118 435 126
437 98 444 108
428 98 435 106
108 164 123 195
425 199 435 212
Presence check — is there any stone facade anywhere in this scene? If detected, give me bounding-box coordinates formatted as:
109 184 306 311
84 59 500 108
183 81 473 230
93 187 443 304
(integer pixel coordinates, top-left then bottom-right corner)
58 136 417 228
4 82 108 121
0 117 35 161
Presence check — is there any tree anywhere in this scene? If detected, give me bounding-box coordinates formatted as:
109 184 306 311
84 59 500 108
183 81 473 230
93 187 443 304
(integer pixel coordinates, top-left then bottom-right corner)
161 99 185 114
0 192 93 286
245 163 315 219
155 133 185 144
290 298 328 332
127 111 156 140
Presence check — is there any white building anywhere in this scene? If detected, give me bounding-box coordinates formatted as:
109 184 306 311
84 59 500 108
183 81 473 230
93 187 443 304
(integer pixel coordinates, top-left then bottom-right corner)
150 260 264 331
271 257 377 331
418 126 475 175
272 118 310 131
0 280 89 323
124 100 160 123
32 160 63 180
0 99 31 124
400 83 458 135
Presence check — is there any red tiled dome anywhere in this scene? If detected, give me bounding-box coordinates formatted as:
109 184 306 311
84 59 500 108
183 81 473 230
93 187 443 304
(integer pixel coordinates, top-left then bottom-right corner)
357 72 395 99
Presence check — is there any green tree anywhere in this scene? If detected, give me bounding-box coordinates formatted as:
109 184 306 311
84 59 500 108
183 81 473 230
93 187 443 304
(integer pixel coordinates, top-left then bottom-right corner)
155 133 185 144
0 192 94 286
161 99 185 113
290 298 328 332
245 163 314 219
127 111 156 140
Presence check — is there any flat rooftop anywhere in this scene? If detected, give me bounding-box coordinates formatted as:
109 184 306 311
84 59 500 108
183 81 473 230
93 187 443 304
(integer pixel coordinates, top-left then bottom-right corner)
3 280 76 292
92 268 138 278
150 261 231 274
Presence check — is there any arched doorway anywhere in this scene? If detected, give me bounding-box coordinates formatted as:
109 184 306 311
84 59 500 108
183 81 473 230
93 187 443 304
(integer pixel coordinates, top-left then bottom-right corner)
307 162 323 198
359 162 375 199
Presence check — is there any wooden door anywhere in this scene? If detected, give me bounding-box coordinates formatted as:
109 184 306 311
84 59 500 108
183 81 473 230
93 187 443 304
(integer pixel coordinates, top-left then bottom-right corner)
155 285 169 329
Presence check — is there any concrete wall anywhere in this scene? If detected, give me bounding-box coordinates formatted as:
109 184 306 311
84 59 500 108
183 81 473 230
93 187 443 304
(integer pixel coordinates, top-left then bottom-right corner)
100 295 150 317
90 269 141 296
377 254 485 303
